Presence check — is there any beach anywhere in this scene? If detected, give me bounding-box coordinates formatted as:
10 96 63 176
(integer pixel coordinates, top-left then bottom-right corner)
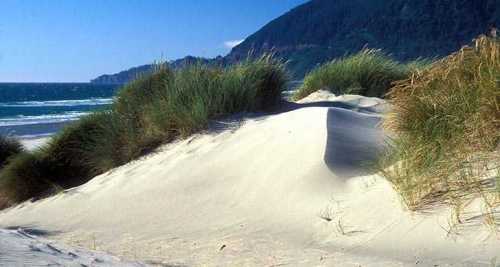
2 1 498 265
1 92 498 266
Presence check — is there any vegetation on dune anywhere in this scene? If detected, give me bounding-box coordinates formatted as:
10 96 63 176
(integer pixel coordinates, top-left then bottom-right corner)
0 136 23 169
293 49 430 100
381 36 500 231
0 56 288 209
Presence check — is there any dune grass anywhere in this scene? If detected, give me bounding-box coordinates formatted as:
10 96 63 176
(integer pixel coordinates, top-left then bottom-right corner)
0 56 288 208
0 136 23 169
292 49 431 100
381 36 500 230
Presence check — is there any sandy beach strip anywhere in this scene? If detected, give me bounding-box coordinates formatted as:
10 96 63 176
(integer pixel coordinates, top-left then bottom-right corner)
20 136 52 150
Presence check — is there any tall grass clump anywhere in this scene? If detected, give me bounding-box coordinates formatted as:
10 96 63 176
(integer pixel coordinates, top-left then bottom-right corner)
293 49 430 100
0 56 287 208
381 36 500 230
0 136 23 169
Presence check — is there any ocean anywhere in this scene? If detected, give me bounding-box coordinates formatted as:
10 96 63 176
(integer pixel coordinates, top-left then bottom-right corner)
0 83 120 138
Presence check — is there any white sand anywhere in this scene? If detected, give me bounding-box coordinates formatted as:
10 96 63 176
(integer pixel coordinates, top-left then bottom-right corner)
0 228 145 266
20 136 51 150
1 92 499 266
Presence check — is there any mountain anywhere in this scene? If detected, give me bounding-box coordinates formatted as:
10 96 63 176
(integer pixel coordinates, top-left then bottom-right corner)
227 0 500 77
91 0 500 83
91 56 224 84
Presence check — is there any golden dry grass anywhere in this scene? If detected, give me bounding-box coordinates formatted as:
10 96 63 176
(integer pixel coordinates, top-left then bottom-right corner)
382 36 500 230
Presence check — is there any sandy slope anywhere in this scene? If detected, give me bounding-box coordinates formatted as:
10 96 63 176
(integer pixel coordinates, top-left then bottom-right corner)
1 92 499 266
0 228 145 266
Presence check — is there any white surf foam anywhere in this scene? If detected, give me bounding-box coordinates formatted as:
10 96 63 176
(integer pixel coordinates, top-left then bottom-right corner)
0 98 114 108
0 111 89 127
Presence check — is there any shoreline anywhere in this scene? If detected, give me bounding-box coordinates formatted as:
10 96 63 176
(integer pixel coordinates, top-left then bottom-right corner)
0 121 72 150
0 120 73 138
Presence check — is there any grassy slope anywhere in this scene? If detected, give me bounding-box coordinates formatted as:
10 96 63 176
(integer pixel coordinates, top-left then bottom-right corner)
0 136 23 169
382 36 500 230
0 56 288 209
292 49 430 100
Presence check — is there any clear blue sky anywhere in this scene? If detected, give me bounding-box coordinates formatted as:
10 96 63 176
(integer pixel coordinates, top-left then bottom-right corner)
0 0 307 82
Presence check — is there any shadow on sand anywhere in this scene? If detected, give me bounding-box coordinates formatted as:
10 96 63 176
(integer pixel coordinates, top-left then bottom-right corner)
4 226 61 237
323 107 387 179
210 100 387 179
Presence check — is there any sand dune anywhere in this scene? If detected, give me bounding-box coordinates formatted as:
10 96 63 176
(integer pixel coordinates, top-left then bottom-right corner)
1 92 499 266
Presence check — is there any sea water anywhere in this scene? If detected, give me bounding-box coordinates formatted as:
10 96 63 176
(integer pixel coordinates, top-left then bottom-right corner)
0 83 120 138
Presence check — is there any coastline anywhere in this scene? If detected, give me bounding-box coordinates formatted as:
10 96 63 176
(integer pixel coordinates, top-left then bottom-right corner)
0 121 72 150
0 120 72 138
